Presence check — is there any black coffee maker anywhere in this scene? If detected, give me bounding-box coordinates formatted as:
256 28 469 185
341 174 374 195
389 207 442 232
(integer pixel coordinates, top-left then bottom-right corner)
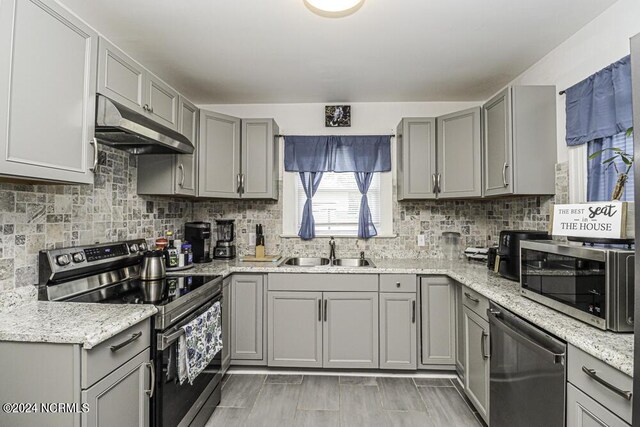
496 230 550 281
185 222 212 263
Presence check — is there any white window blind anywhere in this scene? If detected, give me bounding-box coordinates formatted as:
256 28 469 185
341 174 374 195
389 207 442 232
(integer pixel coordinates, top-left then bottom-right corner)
295 172 381 236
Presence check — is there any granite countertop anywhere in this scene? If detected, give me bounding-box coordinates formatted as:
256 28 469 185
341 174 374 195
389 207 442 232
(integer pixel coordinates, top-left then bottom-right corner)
0 286 157 349
177 257 635 377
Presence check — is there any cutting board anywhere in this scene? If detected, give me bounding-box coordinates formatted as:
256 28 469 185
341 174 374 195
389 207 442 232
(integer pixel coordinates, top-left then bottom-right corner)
241 255 282 263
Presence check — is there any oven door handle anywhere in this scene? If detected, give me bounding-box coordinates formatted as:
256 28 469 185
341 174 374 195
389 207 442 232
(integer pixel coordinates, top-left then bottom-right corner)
162 329 186 348
157 294 222 350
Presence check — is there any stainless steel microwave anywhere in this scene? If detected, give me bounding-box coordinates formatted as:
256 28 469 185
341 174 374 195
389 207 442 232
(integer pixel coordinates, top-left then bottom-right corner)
519 240 634 332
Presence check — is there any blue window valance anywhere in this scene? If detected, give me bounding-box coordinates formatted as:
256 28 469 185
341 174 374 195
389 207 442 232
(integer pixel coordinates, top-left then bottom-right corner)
284 135 391 240
565 55 633 146
284 135 391 172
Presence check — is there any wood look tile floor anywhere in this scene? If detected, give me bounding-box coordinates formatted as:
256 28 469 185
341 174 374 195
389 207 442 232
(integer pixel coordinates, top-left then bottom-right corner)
206 373 484 427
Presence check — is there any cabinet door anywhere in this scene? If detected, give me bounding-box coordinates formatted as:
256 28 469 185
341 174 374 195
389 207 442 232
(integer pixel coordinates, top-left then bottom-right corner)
483 88 513 196
455 284 466 378
97 37 145 113
464 306 490 423
437 107 482 198
230 275 264 360
175 96 198 196
82 349 150 427
380 293 417 370
241 119 279 199
267 291 323 368
221 278 231 374
567 383 629 427
198 110 241 198
0 0 97 184
420 277 455 365
146 73 179 130
396 118 437 200
323 292 379 369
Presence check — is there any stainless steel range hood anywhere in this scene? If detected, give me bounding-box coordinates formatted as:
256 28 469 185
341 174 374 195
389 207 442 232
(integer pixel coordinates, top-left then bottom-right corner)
95 95 194 155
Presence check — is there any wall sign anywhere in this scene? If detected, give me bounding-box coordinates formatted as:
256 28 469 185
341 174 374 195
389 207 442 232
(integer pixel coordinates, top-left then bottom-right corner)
550 202 631 239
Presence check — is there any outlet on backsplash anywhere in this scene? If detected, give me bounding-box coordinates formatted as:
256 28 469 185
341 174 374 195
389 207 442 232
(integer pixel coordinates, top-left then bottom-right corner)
417 235 426 247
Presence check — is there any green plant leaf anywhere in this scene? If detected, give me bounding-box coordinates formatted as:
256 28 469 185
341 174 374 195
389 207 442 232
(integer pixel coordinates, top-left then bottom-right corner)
627 127 634 137
621 156 632 165
602 156 618 164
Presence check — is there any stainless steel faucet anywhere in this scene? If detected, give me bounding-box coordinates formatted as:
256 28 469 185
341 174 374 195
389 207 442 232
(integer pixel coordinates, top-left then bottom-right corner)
329 236 336 261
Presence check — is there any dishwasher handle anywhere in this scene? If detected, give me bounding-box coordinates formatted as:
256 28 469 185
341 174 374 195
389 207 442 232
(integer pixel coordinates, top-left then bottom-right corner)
488 306 565 365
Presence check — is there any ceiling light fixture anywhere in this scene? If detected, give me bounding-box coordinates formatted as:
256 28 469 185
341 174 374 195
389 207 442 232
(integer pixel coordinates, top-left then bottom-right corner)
303 0 365 17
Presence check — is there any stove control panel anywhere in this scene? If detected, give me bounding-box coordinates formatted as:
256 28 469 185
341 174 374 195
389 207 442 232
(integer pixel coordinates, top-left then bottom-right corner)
84 244 130 262
56 254 71 266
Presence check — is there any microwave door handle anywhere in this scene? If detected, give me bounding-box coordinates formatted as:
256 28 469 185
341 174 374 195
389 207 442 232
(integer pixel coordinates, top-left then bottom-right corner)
489 310 565 364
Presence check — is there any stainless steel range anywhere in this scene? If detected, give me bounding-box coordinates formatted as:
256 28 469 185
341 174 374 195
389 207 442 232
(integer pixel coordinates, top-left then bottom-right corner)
38 239 224 427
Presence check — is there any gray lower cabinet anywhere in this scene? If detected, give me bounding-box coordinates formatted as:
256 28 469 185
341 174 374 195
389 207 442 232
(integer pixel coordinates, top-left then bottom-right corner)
267 291 323 368
380 292 417 370
230 274 265 362
396 118 437 200
323 292 379 369
567 383 629 427
455 283 466 379
420 277 455 366
0 0 98 184
482 85 556 197
82 349 151 427
137 95 199 196
221 276 231 374
463 306 490 423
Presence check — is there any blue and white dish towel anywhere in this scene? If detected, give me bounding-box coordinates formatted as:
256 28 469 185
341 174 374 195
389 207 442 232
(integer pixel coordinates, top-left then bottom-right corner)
178 301 222 385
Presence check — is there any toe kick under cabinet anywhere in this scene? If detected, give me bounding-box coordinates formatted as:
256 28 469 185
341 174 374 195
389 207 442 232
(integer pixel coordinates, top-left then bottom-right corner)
267 274 380 369
0 319 152 427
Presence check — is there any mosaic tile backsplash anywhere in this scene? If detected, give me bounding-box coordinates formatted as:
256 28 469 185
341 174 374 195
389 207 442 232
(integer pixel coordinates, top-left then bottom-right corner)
0 152 567 290
0 146 192 290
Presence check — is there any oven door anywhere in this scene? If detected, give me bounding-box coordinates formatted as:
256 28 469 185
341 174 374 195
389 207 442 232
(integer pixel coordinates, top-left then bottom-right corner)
153 294 223 427
520 244 607 329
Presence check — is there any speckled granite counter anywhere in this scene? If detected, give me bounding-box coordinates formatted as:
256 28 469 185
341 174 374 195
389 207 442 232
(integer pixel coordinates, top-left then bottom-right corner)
0 299 157 349
177 258 635 377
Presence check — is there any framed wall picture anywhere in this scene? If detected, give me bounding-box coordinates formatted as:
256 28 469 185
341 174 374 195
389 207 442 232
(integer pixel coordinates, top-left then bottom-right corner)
325 105 351 127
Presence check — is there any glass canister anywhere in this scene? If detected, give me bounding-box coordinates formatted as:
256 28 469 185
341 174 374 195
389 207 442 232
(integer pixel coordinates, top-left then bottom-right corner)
441 232 462 260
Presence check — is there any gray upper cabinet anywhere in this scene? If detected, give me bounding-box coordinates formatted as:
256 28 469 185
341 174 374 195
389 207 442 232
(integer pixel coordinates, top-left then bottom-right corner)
137 96 198 196
267 291 323 368
146 73 179 130
198 110 242 198
420 277 455 366
463 305 490 424
97 37 145 113
0 0 98 184
230 274 264 361
198 112 279 199
242 119 279 199
82 349 151 427
380 292 417 370
483 86 557 197
323 292 379 369
437 107 482 198
397 118 437 200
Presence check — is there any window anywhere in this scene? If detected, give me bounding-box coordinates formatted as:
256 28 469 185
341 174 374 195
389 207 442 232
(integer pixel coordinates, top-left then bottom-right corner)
282 171 393 237
295 172 380 236
587 132 634 202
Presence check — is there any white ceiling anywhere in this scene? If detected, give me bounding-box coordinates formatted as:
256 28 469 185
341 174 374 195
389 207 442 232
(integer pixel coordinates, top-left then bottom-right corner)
59 0 618 104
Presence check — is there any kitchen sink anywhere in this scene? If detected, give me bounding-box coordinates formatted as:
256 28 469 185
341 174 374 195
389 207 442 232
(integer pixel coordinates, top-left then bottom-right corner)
332 258 376 267
279 257 376 268
280 257 331 266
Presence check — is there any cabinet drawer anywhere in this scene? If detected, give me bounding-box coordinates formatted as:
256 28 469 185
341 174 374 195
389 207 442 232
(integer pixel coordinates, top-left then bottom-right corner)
567 345 632 424
461 286 489 320
268 274 378 292
82 319 151 388
567 383 630 427
380 274 416 292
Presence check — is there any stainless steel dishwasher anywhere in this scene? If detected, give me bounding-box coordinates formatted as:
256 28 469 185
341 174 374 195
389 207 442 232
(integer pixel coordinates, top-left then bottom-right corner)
488 302 567 427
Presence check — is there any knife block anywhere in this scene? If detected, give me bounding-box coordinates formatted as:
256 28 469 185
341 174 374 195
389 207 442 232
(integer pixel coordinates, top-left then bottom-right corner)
255 245 265 259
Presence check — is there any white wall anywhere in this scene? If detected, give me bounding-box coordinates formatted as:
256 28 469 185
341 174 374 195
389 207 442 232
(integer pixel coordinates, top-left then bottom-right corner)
506 0 640 163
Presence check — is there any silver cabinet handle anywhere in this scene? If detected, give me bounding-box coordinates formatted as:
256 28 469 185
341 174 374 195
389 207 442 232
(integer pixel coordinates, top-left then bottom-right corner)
412 300 416 323
149 106 154 113
502 162 509 187
236 174 241 193
240 174 245 194
146 361 155 397
110 332 142 352
318 299 322 322
143 104 150 112
481 331 489 360
178 164 185 187
90 138 99 173
396 282 401 288
436 173 441 193
582 366 632 400
464 292 479 303
432 174 437 194
324 299 328 322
